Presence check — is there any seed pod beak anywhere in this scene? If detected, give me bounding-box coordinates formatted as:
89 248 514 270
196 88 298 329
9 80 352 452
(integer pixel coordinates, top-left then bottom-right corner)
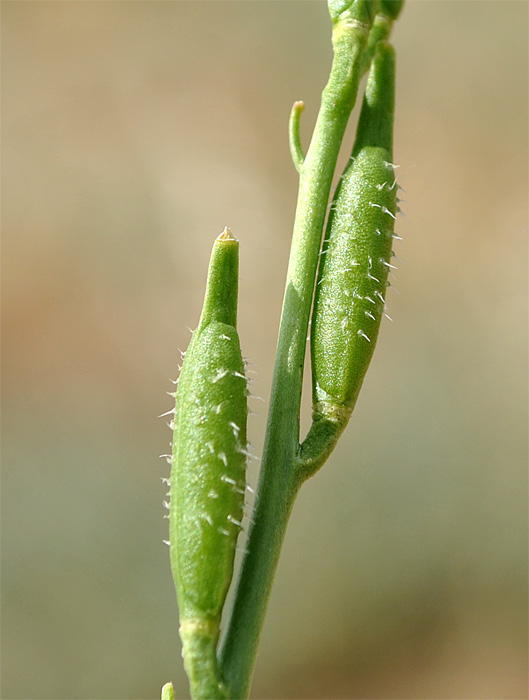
199 227 240 330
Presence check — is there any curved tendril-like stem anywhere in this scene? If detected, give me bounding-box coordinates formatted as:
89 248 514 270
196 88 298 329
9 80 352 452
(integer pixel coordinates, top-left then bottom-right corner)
289 100 306 173
295 403 352 481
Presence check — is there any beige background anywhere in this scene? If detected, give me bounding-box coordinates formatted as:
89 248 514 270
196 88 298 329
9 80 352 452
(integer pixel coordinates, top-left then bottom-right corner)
2 1 527 698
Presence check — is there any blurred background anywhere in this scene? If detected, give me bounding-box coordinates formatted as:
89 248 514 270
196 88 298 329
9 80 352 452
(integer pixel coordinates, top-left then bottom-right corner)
2 1 527 698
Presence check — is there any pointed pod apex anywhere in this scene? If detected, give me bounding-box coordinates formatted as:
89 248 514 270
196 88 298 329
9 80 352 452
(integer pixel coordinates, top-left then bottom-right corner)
217 226 238 242
161 682 175 700
198 229 240 329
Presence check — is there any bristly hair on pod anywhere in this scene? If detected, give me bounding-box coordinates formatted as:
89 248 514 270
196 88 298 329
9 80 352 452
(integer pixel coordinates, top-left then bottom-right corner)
299 41 398 479
168 228 248 700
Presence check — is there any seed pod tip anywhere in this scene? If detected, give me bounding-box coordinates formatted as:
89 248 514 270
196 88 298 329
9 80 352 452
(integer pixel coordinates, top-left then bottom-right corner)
217 226 237 242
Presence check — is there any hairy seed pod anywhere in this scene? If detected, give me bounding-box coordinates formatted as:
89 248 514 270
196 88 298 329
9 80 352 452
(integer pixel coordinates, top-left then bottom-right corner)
301 41 397 475
169 228 247 699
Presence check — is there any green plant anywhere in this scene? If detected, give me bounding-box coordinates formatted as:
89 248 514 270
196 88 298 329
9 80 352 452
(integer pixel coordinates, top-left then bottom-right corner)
164 1 404 698
169 230 247 699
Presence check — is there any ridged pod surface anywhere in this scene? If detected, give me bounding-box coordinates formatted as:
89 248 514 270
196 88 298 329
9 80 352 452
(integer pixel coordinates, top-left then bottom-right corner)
169 229 247 699
302 41 397 474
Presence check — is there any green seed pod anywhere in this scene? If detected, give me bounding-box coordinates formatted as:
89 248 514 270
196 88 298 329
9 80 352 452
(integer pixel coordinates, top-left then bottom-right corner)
301 41 397 476
169 228 247 699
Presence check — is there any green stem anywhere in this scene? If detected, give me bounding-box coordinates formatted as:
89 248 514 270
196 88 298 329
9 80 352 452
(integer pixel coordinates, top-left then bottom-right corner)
362 0 404 72
218 6 372 698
